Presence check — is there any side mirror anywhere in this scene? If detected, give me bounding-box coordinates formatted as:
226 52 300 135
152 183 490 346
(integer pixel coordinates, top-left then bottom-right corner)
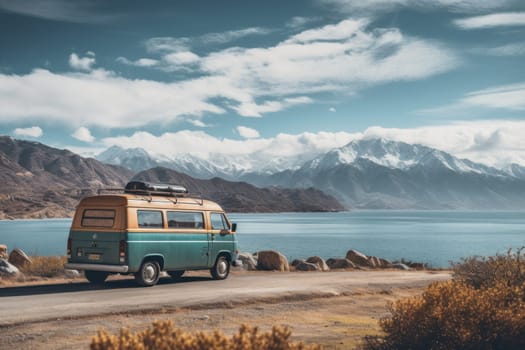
231 223 237 233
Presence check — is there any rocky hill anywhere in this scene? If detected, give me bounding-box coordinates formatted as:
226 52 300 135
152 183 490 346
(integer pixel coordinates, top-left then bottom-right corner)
132 167 344 213
0 136 133 219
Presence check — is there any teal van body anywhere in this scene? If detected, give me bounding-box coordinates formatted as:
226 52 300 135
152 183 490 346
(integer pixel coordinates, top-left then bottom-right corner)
65 183 240 286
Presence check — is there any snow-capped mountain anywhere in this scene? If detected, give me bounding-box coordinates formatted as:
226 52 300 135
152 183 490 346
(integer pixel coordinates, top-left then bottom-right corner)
95 145 309 179
304 138 508 177
247 138 525 210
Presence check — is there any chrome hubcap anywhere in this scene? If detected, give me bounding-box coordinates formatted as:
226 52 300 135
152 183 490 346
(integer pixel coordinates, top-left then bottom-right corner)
143 264 156 282
217 259 228 276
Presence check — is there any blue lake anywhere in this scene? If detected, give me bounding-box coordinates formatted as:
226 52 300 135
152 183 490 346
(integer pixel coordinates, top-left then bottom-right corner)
0 211 524 268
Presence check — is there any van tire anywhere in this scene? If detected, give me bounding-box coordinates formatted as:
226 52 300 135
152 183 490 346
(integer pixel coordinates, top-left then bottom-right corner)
85 270 109 284
168 270 185 280
135 260 160 287
211 255 230 280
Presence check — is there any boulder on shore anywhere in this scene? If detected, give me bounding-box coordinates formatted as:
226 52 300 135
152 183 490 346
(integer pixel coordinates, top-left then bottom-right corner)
238 252 258 271
0 258 20 277
306 256 330 271
295 261 320 271
8 248 32 269
257 250 289 272
326 258 356 269
0 244 7 259
346 249 373 267
291 259 304 267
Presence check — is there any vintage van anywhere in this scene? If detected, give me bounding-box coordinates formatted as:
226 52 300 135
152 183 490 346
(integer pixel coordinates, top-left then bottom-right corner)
64 181 240 286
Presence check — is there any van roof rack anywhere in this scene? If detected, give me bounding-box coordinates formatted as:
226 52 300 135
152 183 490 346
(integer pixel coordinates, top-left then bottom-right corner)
124 181 189 196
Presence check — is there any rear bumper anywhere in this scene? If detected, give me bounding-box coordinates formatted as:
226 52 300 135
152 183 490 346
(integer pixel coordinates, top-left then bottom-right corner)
232 259 243 267
64 263 129 273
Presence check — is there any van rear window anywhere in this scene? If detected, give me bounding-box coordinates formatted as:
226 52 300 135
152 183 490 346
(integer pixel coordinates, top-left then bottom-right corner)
138 210 164 228
167 211 204 229
82 209 115 227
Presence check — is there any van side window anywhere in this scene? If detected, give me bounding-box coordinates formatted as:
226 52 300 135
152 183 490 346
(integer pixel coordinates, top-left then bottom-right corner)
82 209 115 227
211 213 229 230
137 210 163 228
167 211 204 229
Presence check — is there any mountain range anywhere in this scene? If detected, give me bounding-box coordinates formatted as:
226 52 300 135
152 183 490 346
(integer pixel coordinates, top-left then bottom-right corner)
0 136 343 219
97 138 525 210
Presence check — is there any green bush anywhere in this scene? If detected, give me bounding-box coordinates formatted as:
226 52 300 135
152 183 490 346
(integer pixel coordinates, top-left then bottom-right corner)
91 320 321 350
363 248 525 350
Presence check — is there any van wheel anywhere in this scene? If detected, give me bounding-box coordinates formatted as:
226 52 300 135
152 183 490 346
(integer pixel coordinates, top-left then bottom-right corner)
135 260 160 287
211 255 230 280
168 270 185 280
85 270 109 284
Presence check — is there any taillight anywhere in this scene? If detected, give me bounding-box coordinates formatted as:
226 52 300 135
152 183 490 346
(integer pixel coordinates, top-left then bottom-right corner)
67 238 72 258
119 240 126 263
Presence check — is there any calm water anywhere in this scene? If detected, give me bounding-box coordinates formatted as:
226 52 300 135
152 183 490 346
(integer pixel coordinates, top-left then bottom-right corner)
0 211 524 268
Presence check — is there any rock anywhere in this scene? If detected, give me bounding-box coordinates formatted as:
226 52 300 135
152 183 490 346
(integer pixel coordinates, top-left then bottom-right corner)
238 252 258 271
368 256 381 268
295 261 320 271
64 269 81 278
306 256 330 271
392 263 410 270
8 248 32 269
257 250 290 272
326 258 356 269
407 262 426 270
346 249 373 267
291 259 304 267
0 244 7 259
379 258 392 268
0 258 20 277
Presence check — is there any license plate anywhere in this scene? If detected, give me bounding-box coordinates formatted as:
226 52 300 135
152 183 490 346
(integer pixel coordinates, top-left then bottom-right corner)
88 254 101 261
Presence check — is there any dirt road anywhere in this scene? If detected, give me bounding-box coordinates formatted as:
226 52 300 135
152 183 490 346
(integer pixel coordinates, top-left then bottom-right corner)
0 270 450 327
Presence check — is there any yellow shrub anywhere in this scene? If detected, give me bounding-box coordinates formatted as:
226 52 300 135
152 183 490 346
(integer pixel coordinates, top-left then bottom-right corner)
91 321 321 350
21 256 67 278
364 248 525 350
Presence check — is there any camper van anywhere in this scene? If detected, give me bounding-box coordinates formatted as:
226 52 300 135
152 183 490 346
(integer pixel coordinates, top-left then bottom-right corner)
64 181 240 286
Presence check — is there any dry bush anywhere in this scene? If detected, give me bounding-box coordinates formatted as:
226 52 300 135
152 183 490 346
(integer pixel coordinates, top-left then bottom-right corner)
21 256 67 278
91 320 321 350
451 247 524 288
363 248 525 350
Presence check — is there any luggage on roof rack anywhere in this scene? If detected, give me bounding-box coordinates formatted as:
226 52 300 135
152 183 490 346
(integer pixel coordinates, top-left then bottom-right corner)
124 181 188 195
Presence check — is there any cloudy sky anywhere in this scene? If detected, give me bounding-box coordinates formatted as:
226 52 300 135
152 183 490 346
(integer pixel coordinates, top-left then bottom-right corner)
1 0 524 167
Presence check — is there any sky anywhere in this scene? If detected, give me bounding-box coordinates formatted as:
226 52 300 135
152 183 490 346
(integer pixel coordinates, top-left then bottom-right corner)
1 0 525 167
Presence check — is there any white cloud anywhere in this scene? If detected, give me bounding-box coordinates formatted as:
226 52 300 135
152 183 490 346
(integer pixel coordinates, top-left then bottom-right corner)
462 83 525 110
233 97 313 117
329 107 336 112
200 27 272 44
188 119 208 127
419 82 525 115
116 57 159 67
69 52 95 71
72 126 95 142
0 69 228 127
362 121 525 167
318 0 519 15
470 42 525 56
13 126 43 138
286 16 321 29
163 51 200 65
145 37 190 53
237 126 260 139
454 12 525 29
